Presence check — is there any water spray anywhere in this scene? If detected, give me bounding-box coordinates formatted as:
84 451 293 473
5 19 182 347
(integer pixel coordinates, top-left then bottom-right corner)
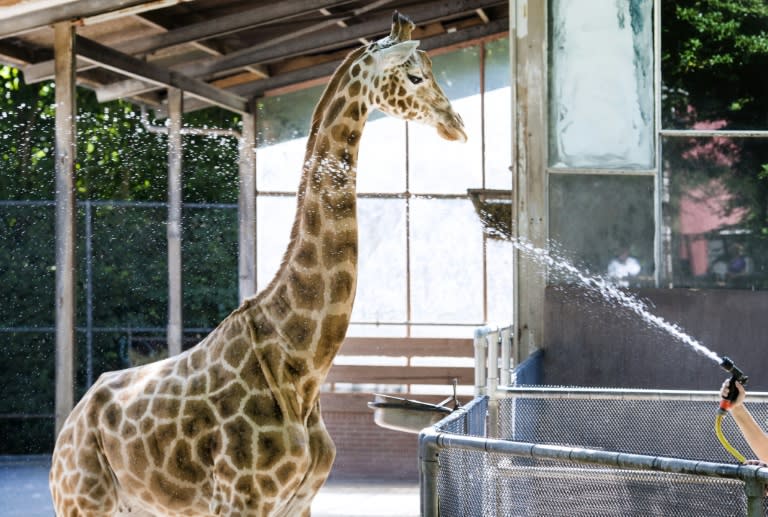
715 356 748 463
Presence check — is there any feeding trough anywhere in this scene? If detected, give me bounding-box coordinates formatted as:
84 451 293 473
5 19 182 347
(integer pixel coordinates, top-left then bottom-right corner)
369 381 460 434
467 188 513 240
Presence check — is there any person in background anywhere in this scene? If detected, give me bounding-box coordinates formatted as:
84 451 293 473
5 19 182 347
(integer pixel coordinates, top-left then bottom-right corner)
720 379 768 465
607 246 641 287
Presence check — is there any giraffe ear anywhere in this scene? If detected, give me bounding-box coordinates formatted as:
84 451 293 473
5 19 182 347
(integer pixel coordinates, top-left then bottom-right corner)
376 40 420 69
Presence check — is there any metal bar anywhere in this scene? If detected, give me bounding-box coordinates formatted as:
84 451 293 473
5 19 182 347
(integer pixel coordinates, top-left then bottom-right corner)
166 87 183 357
653 0 664 288
53 21 77 438
473 327 489 396
434 432 768 483
547 167 656 176
500 326 512 385
660 129 768 138
238 103 257 302
418 430 440 517
745 478 766 517
85 200 93 387
497 385 768 403
74 36 248 114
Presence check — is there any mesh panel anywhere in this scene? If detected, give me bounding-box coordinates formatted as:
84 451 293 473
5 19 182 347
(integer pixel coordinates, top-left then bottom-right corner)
431 391 768 516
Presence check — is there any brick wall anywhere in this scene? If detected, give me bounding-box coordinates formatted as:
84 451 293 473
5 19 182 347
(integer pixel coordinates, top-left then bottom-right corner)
320 392 468 481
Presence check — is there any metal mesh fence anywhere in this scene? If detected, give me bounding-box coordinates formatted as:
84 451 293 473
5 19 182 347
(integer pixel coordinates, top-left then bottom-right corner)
427 389 768 516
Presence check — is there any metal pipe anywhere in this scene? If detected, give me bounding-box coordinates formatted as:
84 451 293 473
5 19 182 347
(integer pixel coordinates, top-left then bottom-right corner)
497 385 768 402
139 106 241 138
473 327 490 396
418 429 440 517
85 200 93 387
434 432 768 483
500 326 512 385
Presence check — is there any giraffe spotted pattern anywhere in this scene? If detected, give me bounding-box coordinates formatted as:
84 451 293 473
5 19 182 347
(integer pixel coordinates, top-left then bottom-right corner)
50 11 466 517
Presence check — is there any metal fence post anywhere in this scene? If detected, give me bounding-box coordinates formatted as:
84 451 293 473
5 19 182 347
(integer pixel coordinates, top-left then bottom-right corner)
474 327 489 396
745 478 765 517
419 430 440 517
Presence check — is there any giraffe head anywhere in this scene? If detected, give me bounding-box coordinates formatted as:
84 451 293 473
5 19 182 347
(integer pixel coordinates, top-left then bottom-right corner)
364 12 467 142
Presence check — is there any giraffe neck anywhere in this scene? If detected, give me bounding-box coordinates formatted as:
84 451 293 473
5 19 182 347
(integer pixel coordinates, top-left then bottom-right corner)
249 47 371 395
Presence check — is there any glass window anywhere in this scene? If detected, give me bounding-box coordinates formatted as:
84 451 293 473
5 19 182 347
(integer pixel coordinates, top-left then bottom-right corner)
663 137 768 289
410 198 484 324
549 0 653 169
661 3 768 290
409 47 483 194
549 174 655 285
357 116 406 193
661 2 768 130
352 198 407 323
256 85 323 192
256 196 295 292
484 37 512 190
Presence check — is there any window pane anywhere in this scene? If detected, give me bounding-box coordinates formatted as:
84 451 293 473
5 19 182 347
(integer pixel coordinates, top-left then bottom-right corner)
357 117 406 193
257 86 323 192
410 198 484 323
549 174 655 284
549 0 653 169
661 3 768 130
351 198 407 324
409 47 483 194
663 137 768 289
487 237 514 325
256 196 295 291
484 37 512 190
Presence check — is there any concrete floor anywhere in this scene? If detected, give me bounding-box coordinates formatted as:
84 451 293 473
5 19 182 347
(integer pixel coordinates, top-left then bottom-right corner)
0 456 419 517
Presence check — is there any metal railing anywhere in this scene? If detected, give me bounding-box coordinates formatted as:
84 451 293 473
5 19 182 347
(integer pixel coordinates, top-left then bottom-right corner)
420 391 768 516
418 326 768 516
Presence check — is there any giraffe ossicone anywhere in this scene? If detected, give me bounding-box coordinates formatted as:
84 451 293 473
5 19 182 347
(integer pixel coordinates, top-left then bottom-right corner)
50 11 465 516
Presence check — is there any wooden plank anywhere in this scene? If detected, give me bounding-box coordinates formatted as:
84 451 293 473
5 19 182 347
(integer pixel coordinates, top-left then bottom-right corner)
181 0 507 81
340 337 473 357
54 21 76 437
326 365 473 385
75 36 249 114
0 0 158 38
22 0 356 84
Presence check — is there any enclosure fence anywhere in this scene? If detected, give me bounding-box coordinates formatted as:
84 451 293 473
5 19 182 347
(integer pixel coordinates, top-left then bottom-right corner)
420 390 768 516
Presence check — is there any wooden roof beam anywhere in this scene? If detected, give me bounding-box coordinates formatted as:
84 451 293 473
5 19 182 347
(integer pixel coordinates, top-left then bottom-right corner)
22 0 355 84
76 35 248 113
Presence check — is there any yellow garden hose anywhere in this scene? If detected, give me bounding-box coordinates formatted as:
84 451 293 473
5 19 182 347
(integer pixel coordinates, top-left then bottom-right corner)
715 411 746 463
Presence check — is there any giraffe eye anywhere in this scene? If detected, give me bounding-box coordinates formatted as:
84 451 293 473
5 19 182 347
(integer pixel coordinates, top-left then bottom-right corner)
406 73 423 85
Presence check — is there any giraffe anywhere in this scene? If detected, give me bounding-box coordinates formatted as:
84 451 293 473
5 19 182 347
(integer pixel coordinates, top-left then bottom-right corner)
49 11 466 517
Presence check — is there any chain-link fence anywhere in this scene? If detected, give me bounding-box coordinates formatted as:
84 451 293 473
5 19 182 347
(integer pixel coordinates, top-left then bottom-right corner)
420 389 768 516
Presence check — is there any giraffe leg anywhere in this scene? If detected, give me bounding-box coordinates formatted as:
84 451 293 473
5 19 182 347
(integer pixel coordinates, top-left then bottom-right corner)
50 430 120 516
278 405 336 517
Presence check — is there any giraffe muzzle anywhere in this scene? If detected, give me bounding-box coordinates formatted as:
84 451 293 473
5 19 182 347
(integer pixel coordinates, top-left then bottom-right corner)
437 115 467 143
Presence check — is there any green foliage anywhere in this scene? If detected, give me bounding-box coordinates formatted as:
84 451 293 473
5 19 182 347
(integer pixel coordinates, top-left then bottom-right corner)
0 69 241 453
662 0 768 249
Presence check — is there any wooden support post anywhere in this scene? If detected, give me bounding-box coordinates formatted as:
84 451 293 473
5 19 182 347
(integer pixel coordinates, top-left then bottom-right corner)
167 88 183 357
238 102 257 302
53 21 76 437
513 0 547 363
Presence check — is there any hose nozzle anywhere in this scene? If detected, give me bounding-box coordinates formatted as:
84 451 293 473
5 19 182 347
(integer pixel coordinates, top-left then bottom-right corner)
719 356 748 413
